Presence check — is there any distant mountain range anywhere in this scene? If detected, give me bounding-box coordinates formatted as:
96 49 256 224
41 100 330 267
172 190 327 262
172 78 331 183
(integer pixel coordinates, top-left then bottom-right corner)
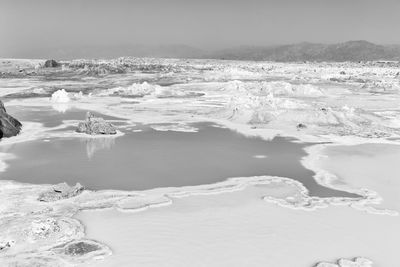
10 41 400 62
210 41 400 62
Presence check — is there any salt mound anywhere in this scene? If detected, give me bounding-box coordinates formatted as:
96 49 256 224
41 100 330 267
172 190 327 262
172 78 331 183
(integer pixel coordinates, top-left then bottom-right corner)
223 81 324 98
293 84 324 97
257 81 293 96
225 89 307 124
223 67 257 78
102 82 161 97
32 88 47 95
223 81 382 136
256 81 324 97
50 89 70 103
361 80 400 92
100 82 202 99
71 91 84 99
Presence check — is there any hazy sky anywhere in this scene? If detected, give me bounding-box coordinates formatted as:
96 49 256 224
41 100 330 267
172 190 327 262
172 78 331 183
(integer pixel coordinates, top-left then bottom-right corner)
1 0 400 57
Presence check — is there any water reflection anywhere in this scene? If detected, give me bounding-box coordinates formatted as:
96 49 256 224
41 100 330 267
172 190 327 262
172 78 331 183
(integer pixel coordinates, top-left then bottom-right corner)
81 137 116 159
51 103 71 113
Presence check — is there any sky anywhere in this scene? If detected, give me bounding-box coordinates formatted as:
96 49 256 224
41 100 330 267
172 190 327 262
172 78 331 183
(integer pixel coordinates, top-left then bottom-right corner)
1 0 400 58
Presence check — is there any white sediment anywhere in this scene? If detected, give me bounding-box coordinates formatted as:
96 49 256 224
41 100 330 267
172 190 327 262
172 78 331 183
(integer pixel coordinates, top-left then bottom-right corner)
77 175 400 267
0 58 400 266
149 123 199 132
51 89 71 103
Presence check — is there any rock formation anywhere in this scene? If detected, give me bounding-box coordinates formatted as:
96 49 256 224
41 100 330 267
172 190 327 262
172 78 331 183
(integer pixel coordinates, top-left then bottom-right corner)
0 100 22 138
76 112 117 135
38 182 84 202
44 59 60 68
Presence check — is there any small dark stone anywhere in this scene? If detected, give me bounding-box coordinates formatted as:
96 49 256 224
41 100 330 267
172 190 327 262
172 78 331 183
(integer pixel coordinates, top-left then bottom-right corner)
0 240 14 251
329 77 342 82
296 123 307 130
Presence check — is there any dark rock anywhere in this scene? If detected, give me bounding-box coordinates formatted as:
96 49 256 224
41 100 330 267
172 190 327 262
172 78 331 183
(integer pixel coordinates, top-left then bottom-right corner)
64 241 101 256
0 240 14 251
340 71 346 75
38 182 84 202
0 100 22 138
354 78 367 83
330 77 340 82
44 59 60 68
76 112 117 135
296 123 307 130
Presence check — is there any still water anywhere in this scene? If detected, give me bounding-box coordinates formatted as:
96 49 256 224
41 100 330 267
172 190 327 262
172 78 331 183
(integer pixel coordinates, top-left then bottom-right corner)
0 107 358 198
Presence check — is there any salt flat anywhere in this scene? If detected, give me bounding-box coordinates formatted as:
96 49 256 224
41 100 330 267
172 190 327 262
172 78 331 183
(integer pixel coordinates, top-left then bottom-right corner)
0 58 399 266
78 177 400 267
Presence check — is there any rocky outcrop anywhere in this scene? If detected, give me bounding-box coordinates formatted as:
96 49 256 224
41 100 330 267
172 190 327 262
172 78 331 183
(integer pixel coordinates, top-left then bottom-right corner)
0 100 22 138
38 182 84 202
44 59 60 68
76 112 117 135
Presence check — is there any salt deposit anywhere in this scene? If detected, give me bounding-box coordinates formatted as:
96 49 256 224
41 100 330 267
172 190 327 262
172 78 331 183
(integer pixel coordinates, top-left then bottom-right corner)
0 58 400 266
100 82 160 97
50 89 70 103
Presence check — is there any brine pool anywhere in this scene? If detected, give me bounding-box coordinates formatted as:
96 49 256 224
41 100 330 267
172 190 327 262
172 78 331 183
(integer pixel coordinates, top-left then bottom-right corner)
0 106 358 198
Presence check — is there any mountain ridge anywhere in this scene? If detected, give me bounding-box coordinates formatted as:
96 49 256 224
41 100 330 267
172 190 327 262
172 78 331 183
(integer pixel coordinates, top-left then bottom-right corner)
211 40 400 62
6 41 400 62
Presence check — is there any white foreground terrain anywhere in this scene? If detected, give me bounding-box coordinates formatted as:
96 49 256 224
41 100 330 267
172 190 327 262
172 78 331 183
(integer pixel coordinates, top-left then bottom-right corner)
0 58 399 266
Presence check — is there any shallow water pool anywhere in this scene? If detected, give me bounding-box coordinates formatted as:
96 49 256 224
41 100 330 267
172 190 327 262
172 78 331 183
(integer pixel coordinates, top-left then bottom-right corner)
0 108 358 198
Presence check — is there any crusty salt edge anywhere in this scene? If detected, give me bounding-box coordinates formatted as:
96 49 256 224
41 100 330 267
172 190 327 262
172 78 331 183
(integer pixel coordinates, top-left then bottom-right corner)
314 256 374 267
303 143 399 215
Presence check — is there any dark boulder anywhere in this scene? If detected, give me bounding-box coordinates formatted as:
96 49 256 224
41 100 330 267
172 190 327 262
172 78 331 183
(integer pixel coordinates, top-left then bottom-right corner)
77 112 117 135
44 59 60 68
0 100 22 138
